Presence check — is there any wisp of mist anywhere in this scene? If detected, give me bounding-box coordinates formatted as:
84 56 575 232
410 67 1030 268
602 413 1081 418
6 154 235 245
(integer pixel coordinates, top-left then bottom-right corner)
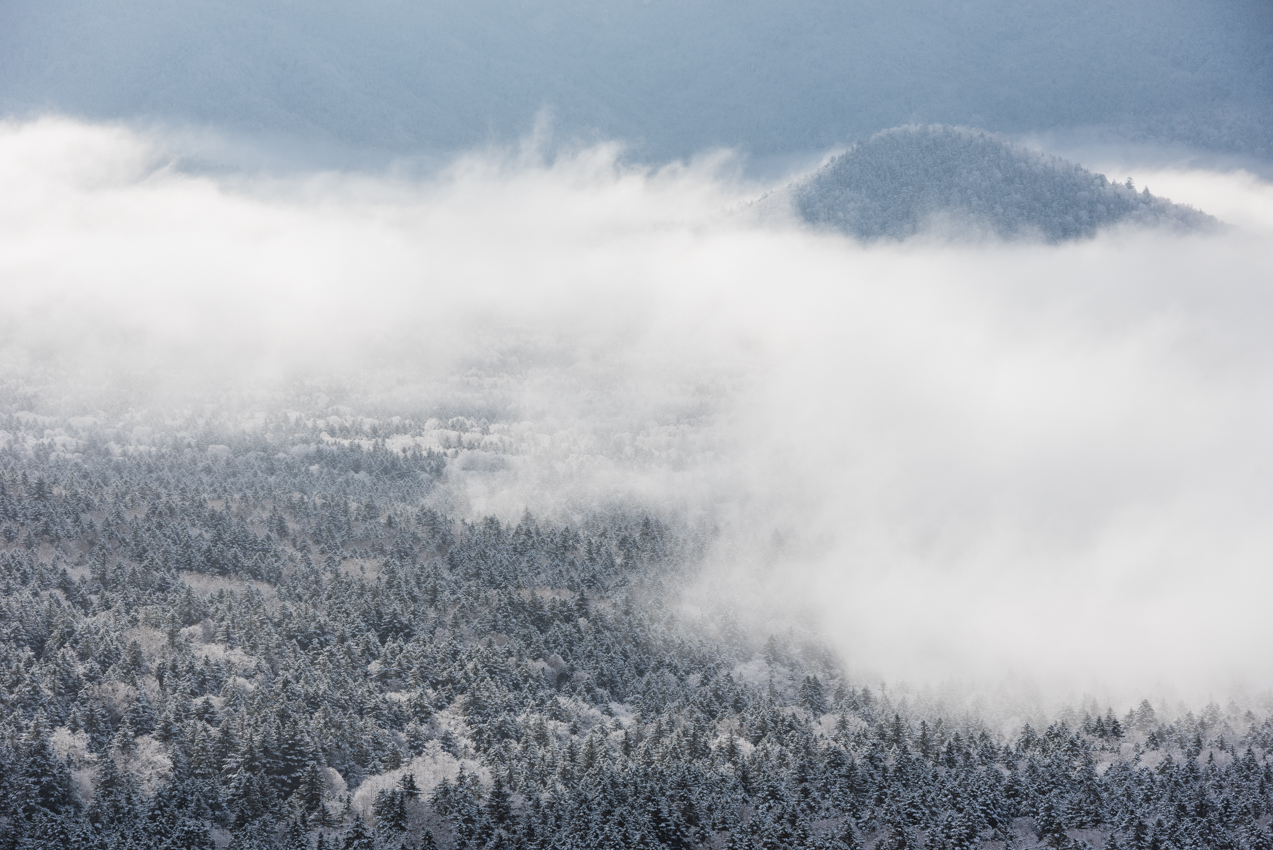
4 117 1273 712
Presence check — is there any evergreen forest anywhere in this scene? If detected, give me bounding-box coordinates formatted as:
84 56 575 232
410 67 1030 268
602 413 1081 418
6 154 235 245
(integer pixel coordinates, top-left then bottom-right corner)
1 406 1272 850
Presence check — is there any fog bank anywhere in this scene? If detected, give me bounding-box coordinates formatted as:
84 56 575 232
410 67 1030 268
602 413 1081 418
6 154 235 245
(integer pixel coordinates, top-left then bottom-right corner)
3 118 1273 705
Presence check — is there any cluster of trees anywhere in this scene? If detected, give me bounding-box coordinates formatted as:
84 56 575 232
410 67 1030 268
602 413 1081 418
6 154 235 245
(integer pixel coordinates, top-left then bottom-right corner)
1 408 1272 849
792 126 1219 242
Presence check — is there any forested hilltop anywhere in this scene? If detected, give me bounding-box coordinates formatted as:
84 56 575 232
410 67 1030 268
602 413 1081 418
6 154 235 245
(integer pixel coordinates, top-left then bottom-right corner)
2 406 1272 850
790 127 1218 243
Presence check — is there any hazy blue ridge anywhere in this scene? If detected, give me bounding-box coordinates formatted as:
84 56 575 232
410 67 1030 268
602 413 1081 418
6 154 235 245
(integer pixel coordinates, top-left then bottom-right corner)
0 0 1270 163
791 126 1221 242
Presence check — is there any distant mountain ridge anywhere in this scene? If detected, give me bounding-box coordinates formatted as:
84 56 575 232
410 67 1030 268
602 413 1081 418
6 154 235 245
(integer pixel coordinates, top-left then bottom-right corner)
790 126 1220 242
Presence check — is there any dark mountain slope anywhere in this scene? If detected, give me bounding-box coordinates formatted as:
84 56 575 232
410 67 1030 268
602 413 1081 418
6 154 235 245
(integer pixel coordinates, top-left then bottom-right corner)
793 126 1219 242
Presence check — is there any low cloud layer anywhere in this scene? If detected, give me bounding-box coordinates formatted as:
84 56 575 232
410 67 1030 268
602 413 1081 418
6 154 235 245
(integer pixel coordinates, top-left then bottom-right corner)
3 117 1273 708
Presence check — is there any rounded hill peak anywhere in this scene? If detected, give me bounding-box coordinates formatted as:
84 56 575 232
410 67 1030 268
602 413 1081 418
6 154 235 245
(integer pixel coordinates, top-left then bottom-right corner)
792 125 1219 242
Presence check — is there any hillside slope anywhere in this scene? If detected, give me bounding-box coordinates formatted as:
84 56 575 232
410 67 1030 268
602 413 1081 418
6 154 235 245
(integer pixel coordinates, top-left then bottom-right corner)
0 405 1271 849
790 126 1220 242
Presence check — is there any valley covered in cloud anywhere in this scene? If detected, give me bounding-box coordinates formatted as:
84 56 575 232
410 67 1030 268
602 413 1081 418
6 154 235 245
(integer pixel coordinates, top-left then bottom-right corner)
6 0 1273 845
5 116 1273 709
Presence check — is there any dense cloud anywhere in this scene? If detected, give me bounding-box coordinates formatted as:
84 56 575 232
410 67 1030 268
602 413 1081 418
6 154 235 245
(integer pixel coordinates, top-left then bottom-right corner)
3 118 1273 705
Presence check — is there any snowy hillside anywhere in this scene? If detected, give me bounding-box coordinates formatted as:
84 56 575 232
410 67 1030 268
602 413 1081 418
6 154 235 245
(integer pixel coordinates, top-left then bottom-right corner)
3 404 1273 850
790 126 1220 242
2 0 1271 844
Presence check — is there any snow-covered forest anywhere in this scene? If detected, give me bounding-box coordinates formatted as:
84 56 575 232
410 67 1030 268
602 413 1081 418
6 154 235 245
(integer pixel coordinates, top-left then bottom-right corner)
3 0 1272 847
2 406 1273 850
